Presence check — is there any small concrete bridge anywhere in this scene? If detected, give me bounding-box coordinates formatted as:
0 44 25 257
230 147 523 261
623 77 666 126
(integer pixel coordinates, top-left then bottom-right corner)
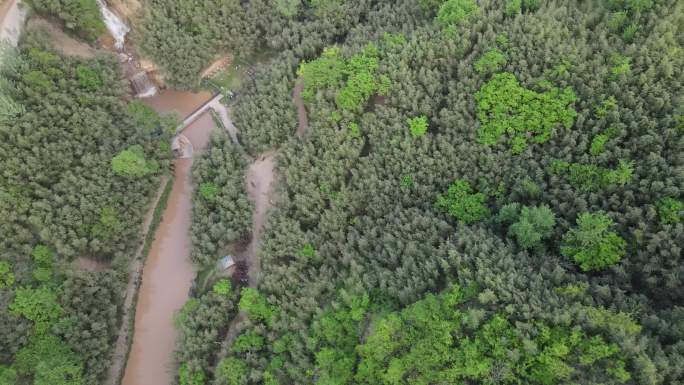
179 93 239 143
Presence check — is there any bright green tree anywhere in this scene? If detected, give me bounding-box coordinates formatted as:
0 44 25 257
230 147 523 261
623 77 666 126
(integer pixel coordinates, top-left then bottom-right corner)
91 207 124 242
75 65 102 90
178 364 205 385
475 73 576 153
15 334 84 385
474 48 506 74
656 197 683 224
0 261 14 288
0 366 17 385
436 0 479 26
508 205 556 249
215 357 248 385
561 212 626 271
232 331 265 353
436 180 490 223
239 288 277 324
212 279 232 296
31 244 54 282
407 116 428 137
199 182 220 200
111 145 157 177
10 286 63 325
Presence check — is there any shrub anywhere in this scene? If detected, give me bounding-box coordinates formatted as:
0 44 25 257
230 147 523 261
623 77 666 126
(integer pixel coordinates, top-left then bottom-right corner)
215 357 248 385
10 286 63 325
495 202 520 224
0 261 14 288
407 116 428 137
111 145 157 177
239 288 278 324
232 331 265 353
656 197 683 224
595 96 617 118
212 279 232 296
474 48 506 74
610 55 631 78
508 205 556 249
91 206 124 242
549 160 633 192
299 244 316 259
436 180 490 223
347 122 361 138
436 0 478 26
199 182 219 200
590 133 609 155
561 212 626 271
504 0 521 16
178 363 205 385
76 65 102 90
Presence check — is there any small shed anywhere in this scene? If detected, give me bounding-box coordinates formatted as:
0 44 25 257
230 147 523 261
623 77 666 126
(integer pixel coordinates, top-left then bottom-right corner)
218 255 236 271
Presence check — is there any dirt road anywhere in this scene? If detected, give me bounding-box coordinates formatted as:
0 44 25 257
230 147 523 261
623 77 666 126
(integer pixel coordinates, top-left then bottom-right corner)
293 79 309 137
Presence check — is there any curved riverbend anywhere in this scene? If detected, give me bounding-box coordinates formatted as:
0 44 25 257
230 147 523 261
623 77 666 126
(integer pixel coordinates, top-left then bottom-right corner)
121 112 216 385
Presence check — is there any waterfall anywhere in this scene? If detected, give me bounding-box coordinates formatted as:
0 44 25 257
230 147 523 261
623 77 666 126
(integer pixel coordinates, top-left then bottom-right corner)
96 0 129 50
130 71 158 98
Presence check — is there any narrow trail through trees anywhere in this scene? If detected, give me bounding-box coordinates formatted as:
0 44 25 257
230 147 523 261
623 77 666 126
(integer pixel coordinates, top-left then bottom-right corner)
216 80 309 361
217 79 309 361
293 78 309 136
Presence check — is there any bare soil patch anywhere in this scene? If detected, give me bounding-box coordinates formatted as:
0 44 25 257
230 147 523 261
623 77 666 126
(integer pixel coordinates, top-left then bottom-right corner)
27 18 96 58
293 79 309 137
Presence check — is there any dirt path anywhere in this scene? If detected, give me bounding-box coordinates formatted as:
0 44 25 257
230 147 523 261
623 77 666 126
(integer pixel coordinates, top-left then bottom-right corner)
242 151 275 287
293 79 309 137
208 97 239 144
216 150 275 359
105 174 169 385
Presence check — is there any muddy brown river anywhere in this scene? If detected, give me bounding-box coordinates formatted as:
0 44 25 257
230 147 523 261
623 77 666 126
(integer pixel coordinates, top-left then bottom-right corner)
121 99 215 385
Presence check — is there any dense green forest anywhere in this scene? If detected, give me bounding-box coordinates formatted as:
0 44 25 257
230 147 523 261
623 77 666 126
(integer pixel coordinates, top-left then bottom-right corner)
139 0 684 384
0 25 174 384
1 0 683 385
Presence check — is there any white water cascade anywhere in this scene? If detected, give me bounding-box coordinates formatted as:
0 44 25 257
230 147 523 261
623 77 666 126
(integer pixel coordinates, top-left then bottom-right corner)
95 0 157 97
96 0 129 50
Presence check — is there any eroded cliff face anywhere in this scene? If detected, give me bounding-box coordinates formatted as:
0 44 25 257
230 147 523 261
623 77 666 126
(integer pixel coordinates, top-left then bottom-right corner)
108 0 142 23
